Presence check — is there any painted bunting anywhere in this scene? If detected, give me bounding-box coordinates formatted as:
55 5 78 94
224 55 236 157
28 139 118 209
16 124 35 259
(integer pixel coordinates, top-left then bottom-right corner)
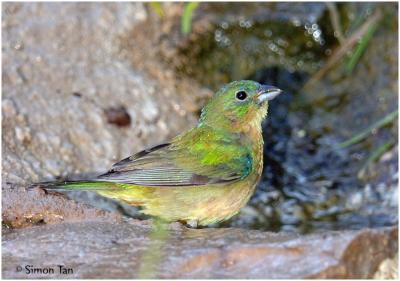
35 80 282 227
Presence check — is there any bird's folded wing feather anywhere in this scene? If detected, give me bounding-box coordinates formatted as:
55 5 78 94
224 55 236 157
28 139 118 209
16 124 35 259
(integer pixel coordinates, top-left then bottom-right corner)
96 133 252 187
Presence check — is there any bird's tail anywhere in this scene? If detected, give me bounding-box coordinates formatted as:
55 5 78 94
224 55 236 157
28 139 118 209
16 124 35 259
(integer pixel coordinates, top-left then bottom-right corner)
29 180 120 192
30 180 148 207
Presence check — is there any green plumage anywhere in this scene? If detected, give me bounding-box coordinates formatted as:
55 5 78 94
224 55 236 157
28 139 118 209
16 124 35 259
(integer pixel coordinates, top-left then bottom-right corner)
35 80 282 226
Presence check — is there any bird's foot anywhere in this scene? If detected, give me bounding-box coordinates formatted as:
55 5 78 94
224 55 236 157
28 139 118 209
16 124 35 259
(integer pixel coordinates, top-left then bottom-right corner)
186 220 199 228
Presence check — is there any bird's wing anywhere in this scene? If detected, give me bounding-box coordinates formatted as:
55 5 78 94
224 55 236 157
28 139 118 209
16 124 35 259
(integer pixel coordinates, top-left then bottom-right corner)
97 132 252 187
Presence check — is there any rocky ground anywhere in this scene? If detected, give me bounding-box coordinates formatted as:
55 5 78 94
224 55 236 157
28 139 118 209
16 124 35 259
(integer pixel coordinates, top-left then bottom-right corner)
2 220 397 279
2 2 398 279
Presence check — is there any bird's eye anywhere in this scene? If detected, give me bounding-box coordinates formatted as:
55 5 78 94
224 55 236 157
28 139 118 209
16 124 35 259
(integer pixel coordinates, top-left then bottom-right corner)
235 91 248 101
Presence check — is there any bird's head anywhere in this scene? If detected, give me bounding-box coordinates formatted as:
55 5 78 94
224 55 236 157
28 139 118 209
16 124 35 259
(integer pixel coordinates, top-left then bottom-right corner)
198 80 282 132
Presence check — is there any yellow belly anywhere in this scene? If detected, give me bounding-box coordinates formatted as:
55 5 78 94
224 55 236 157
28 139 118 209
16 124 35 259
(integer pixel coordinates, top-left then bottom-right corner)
98 179 258 226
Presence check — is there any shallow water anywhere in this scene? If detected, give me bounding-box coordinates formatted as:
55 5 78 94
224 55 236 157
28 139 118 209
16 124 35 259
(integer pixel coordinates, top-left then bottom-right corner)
171 2 398 233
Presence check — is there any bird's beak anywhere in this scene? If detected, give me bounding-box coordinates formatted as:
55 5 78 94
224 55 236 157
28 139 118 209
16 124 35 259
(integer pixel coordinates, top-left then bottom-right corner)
255 85 283 105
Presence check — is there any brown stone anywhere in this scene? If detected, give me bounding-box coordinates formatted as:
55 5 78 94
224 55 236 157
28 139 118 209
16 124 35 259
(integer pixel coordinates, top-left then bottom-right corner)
2 221 397 279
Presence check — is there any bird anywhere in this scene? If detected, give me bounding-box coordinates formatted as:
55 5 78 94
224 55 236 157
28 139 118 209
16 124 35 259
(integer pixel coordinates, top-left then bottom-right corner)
33 80 282 227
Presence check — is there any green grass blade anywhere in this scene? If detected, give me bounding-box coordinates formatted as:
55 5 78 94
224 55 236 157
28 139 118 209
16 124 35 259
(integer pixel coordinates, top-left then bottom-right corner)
345 18 380 74
149 2 164 18
339 109 398 148
358 139 396 179
181 2 199 35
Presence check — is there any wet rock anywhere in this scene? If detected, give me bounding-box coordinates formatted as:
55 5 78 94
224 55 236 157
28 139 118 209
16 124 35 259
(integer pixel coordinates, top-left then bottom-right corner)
175 3 329 89
2 221 397 279
125 2 329 90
